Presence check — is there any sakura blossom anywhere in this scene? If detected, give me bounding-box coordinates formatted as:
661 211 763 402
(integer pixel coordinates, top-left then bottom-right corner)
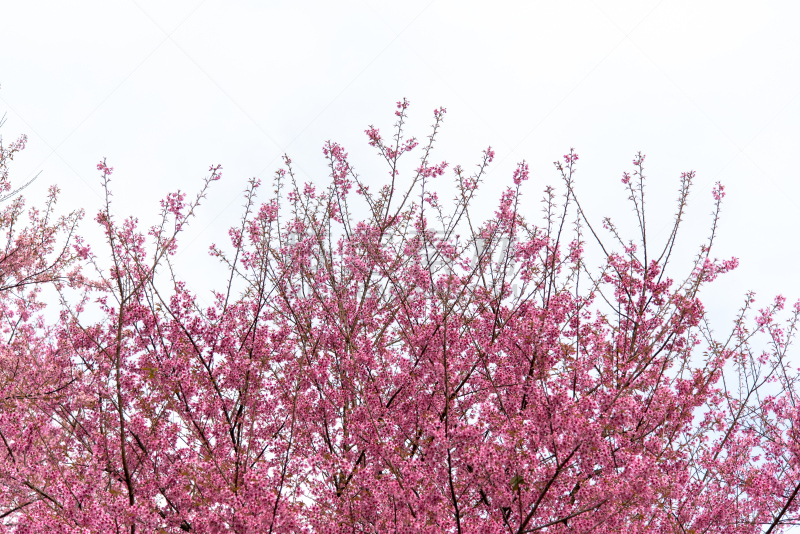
1 103 799 534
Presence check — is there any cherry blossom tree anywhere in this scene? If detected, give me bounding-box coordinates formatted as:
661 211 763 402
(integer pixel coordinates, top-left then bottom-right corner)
1 101 799 533
0 112 84 528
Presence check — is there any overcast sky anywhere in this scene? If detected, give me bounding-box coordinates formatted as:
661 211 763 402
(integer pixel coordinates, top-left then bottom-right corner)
1 0 799 335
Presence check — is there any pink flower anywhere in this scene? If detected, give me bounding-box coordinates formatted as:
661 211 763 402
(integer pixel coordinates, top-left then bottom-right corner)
512 160 529 185
712 181 725 201
96 158 114 175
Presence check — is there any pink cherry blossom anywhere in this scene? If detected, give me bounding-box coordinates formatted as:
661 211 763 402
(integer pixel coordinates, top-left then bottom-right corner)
1 102 799 534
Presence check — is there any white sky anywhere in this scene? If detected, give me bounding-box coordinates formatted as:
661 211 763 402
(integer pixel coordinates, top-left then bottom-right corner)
1 0 799 336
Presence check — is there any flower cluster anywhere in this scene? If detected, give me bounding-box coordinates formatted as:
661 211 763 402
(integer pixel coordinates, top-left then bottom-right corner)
0 103 798 534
